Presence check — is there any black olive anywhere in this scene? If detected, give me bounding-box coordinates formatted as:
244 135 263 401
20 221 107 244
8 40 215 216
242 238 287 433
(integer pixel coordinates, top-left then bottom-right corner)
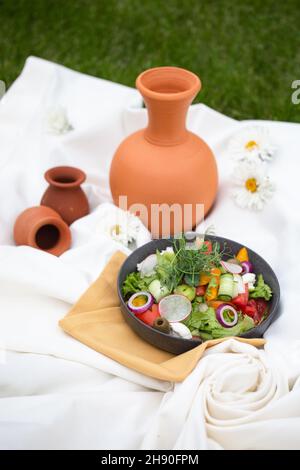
153 316 171 334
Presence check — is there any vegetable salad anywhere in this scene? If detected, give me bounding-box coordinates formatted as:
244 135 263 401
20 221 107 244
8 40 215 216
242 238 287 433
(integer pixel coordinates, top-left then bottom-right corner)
122 236 273 341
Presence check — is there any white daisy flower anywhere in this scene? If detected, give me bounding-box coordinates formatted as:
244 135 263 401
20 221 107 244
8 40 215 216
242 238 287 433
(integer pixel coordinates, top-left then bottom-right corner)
104 210 141 248
231 161 275 211
228 126 276 162
45 106 73 135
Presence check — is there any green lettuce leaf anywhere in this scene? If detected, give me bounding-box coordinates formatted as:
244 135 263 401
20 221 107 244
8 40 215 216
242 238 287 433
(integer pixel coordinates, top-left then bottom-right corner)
122 249 179 298
186 306 255 339
122 272 156 298
250 274 272 301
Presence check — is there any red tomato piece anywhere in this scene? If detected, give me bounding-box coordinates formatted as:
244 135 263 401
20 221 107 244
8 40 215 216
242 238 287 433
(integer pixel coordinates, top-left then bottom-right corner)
196 285 206 296
232 284 249 307
151 304 159 314
136 307 160 326
202 241 212 254
254 299 268 323
243 299 257 318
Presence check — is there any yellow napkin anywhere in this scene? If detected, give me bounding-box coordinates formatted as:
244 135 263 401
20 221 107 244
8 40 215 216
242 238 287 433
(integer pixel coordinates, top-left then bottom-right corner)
59 251 265 382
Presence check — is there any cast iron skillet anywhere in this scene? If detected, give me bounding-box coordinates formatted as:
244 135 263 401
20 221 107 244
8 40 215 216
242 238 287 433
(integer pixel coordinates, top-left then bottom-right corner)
117 236 280 355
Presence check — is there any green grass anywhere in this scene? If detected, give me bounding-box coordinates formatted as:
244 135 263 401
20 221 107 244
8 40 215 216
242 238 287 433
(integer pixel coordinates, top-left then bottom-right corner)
0 0 300 122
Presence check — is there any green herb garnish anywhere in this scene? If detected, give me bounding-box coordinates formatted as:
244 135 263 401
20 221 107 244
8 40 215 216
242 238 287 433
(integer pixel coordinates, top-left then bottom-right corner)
155 249 183 292
173 236 225 276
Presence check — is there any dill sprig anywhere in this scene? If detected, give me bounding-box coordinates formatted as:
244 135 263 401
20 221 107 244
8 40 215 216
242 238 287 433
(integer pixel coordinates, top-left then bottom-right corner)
153 235 230 291
173 235 225 276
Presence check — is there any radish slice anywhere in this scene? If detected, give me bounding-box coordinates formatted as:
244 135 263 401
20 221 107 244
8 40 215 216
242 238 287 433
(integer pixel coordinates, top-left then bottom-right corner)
216 304 238 328
137 254 157 277
171 322 192 339
128 291 153 314
159 294 192 323
221 260 243 274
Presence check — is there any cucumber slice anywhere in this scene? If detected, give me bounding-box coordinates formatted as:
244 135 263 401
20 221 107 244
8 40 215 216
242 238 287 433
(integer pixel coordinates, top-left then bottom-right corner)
218 294 232 302
148 280 170 302
158 294 192 323
232 281 239 299
218 274 234 300
233 274 245 296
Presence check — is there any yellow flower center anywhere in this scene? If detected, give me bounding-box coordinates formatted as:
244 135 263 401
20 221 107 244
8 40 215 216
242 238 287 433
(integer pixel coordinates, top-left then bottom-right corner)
245 178 258 193
110 224 121 236
245 140 258 151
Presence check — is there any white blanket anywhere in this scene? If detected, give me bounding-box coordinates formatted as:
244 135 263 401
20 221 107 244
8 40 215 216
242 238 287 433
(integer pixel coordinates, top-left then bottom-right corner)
0 57 299 450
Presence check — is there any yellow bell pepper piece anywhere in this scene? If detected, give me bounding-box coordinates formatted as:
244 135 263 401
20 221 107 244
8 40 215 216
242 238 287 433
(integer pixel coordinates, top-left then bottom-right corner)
199 272 211 285
211 267 222 277
205 267 221 301
236 247 249 263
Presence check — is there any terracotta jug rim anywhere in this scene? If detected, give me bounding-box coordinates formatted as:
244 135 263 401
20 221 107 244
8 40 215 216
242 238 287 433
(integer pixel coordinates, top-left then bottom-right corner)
44 166 86 189
136 66 201 102
28 213 71 256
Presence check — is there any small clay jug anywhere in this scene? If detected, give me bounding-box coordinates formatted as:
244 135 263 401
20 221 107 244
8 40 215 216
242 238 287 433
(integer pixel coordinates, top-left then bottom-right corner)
14 206 71 256
110 66 218 237
41 166 89 225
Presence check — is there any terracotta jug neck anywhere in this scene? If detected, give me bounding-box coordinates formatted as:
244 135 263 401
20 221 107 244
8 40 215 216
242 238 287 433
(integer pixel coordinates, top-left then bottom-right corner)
136 67 201 146
44 166 86 189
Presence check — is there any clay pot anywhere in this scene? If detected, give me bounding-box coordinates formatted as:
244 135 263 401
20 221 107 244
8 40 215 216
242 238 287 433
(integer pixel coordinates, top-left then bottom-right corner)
14 206 71 256
41 166 89 225
109 66 218 237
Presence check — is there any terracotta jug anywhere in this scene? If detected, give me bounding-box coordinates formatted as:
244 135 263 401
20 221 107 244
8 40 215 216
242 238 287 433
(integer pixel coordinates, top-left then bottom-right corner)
109 66 218 237
41 166 89 225
14 206 71 256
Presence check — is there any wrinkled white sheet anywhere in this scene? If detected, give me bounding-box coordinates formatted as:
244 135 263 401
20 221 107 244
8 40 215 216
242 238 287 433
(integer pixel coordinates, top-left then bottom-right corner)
0 57 299 450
